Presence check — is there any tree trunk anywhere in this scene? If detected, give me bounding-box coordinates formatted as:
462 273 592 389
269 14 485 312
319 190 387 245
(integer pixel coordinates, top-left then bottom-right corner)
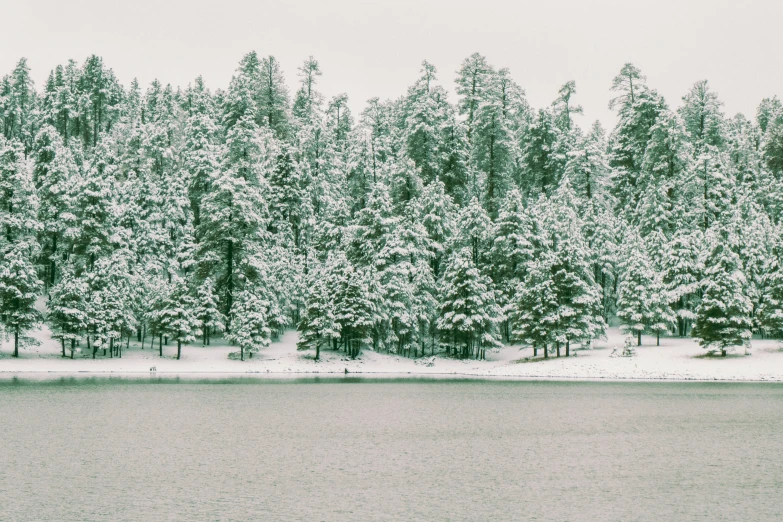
556 342 560 358
533 342 538 357
721 349 726 357
544 343 548 359
637 331 642 347
657 332 660 346
177 340 181 360
241 344 244 362
70 339 75 359
566 341 570 357
315 342 320 361
13 328 19 357
61 338 66 358
50 234 58 286
159 335 163 357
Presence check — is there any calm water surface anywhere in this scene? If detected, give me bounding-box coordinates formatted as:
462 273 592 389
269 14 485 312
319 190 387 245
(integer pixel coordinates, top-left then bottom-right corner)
1 377 781 521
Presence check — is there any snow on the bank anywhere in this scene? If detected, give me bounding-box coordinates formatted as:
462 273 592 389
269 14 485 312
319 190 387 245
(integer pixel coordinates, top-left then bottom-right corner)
1 323 782 382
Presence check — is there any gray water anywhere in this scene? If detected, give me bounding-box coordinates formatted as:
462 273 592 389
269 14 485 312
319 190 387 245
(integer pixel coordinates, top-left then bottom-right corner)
1 378 781 521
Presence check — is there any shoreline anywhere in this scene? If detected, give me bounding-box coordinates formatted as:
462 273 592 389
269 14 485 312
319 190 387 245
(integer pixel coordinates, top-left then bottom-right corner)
1 368 781 384
2 326 782 384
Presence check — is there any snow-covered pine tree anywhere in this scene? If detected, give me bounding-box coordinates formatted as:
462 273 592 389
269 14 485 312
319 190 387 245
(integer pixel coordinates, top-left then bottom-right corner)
564 121 609 201
616 229 659 346
455 196 492 268
403 60 448 185
258 55 290 138
145 278 174 357
156 276 200 360
194 277 225 345
297 264 340 360
489 188 534 340
228 286 270 361
32 125 79 286
415 178 456 278
521 108 561 196
90 253 137 358
333 263 380 358
546 179 606 355
455 53 494 143
692 227 753 356
0 248 42 357
0 135 42 357
581 199 620 321
48 264 89 358
472 67 525 217
660 229 703 337
758 236 783 338
437 247 501 359
512 250 559 358
646 271 677 346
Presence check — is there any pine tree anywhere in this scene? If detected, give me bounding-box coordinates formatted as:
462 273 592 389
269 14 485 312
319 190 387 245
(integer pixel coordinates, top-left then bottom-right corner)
660 230 703 336
522 109 561 196
162 276 200 360
692 228 753 355
33 126 79 285
616 230 659 346
0 58 36 147
0 135 41 357
608 65 667 215
228 286 270 361
564 122 609 200
292 56 324 123
333 263 380 358
456 197 492 268
197 165 268 323
537 179 606 355
455 53 494 142
679 80 725 151
552 80 583 133
77 55 123 147
258 55 290 137
473 68 525 216
404 60 448 184
636 110 691 235
759 238 783 338
437 247 501 359
297 265 340 360
609 63 646 111
415 178 456 278
512 250 559 357
90 253 137 358
0 248 42 357
48 265 89 358
194 277 225 345
490 188 534 339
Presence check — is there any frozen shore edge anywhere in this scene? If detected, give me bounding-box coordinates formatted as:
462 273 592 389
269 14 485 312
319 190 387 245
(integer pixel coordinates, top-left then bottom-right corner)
1 368 781 383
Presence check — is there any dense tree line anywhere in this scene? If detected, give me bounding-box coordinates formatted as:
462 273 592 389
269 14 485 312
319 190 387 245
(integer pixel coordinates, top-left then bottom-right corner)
1 53 782 360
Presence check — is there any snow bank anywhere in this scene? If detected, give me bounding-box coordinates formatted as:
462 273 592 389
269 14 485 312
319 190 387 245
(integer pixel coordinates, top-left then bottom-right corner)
1 324 782 382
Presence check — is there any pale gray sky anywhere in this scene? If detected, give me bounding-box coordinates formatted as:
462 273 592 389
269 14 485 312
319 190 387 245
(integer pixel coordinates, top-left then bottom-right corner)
1 0 780 129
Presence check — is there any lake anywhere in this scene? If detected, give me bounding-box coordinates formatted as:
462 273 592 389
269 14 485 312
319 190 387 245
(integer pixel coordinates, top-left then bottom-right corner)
1 377 781 521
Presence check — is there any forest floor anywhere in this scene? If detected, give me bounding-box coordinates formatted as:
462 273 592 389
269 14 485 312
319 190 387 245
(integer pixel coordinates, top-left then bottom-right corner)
2 314 783 381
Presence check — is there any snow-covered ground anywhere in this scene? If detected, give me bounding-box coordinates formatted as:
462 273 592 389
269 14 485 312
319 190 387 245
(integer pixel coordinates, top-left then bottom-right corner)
2 320 783 382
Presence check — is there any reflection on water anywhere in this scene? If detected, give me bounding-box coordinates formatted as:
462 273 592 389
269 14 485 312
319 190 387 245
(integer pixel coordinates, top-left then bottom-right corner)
1 379 781 521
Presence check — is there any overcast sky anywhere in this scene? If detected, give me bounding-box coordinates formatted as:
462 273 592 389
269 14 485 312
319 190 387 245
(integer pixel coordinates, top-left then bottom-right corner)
1 0 780 129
